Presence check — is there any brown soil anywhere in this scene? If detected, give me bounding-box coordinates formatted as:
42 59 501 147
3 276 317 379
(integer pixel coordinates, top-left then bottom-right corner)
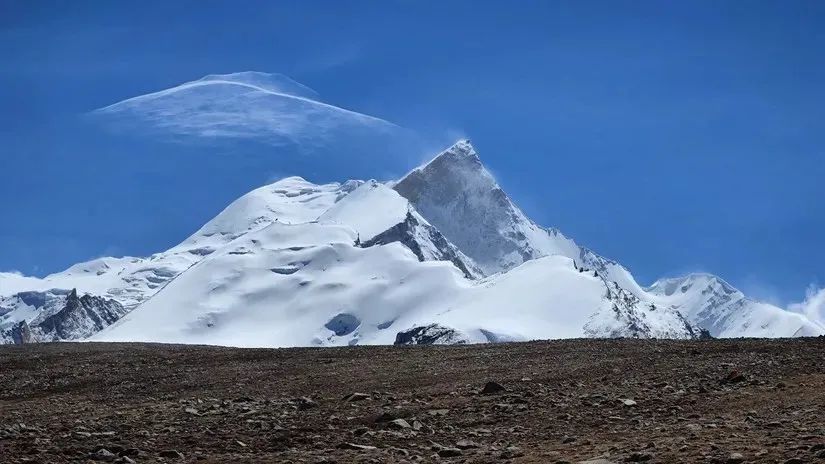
1 339 824 463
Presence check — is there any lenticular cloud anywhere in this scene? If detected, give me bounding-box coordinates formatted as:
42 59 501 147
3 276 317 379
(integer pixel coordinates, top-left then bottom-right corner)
92 71 406 147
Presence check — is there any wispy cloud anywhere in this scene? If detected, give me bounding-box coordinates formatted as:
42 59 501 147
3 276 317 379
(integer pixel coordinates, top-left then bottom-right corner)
91 71 410 148
0 270 25 277
788 285 825 328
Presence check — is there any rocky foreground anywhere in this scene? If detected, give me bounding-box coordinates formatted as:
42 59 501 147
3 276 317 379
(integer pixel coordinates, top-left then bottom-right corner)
1 339 823 463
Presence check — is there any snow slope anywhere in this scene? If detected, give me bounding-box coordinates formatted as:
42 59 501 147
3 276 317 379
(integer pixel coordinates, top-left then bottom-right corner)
3 177 357 304
0 177 361 341
319 180 411 242
95 221 696 346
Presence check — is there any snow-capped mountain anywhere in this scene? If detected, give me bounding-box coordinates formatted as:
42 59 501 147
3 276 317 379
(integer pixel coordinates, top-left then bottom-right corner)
2 141 822 345
393 141 823 338
0 177 361 343
393 140 636 289
0 288 126 342
90 179 697 346
647 274 824 337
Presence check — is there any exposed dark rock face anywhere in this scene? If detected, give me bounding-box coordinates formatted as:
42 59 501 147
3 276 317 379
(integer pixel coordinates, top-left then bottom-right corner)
33 289 127 341
15 291 48 309
392 140 528 275
324 313 361 337
394 324 467 345
583 281 703 339
360 211 481 279
682 318 714 340
10 321 33 344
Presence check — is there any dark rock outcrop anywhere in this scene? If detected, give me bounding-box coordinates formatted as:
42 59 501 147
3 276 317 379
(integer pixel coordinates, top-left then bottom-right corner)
10 321 33 344
360 211 481 279
394 324 467 345
34 289 127 341
583 281 703 339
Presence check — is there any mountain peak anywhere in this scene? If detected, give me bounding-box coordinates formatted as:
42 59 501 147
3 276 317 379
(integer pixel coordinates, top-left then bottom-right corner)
394 140 551 275
443 139 476 156
419 139 480 170
647 273 740 297
395 139 496 203
395 140 490 196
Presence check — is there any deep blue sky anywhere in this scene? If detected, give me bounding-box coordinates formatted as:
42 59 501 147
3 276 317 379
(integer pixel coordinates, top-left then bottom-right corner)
1 0 824 304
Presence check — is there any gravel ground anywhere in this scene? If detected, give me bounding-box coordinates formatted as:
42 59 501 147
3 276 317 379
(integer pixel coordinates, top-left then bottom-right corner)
1 338 824 463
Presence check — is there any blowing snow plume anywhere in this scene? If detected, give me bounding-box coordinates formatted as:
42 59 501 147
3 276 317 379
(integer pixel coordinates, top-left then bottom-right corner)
92 71 412 150
788 286 825 331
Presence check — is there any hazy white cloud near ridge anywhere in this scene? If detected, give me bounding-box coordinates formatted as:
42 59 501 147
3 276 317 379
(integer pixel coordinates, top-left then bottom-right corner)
788 285 825 329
